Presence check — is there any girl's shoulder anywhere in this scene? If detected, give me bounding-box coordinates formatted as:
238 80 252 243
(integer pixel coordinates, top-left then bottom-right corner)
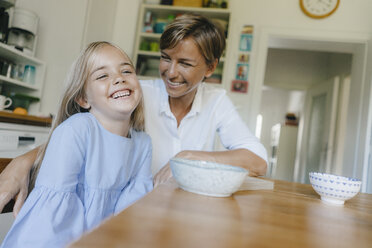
54 113 95 137
59 112 94 128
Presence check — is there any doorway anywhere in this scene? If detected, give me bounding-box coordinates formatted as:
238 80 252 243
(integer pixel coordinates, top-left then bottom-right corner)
251 28 369 190
260 48 351 184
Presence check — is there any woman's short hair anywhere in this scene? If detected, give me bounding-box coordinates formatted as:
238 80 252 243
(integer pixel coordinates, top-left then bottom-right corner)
160 13 226 67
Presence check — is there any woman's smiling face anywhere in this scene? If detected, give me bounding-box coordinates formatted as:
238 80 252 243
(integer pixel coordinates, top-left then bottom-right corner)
159 37 216 99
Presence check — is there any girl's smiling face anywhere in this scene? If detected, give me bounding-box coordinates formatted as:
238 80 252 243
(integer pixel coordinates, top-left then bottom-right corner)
159 37 216 100
79 45 142 127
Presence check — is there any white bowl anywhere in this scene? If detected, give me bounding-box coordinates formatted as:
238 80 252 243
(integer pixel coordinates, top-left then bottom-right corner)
309 172 362 205
170 158 248 197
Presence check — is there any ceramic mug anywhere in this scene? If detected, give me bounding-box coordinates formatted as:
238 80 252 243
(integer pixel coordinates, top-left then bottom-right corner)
0 95 12 110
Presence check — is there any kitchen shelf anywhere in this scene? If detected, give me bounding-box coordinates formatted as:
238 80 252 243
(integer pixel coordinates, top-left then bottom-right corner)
0 41 46 115
0 75 39 90
133 3 231 84
141 4 230 18
0 42 44 66
138 50 161 57
0 110 52 127
0 0 14 9
140 32 161 39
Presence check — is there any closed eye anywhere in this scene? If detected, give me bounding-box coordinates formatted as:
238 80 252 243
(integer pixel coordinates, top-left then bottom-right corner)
181 62 193 67
96 74 108 80
122 69 133 74
160 54 171 61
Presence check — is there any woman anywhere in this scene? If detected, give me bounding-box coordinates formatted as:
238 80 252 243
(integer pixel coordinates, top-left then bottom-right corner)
0 14 267 216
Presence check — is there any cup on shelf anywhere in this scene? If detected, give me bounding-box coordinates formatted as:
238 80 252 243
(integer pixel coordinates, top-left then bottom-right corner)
154 20 167 33
23 65 36 85
2 61 13 78
0 94 12 110
150 42 159 52
140 40 150 51
11 63 24 81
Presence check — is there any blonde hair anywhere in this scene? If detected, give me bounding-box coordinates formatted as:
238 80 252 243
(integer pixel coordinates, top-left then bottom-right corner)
29 41 145 190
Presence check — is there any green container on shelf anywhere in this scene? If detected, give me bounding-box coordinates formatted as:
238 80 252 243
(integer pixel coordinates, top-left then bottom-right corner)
8 92 40 111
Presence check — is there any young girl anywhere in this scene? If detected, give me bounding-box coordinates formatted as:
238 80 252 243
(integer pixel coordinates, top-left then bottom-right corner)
1 41 153 247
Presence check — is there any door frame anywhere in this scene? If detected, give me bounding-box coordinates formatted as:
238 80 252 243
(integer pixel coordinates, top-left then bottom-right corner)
299 77 340 183
251 27 370 192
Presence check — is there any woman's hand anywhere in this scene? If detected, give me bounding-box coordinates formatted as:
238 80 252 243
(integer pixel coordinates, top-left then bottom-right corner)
0 157 30 217
174 149 267 176
0 148 39 217
153 151 205 188
153 162 172 188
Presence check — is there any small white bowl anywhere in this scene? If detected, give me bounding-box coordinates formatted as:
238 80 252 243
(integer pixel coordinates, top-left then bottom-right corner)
170 158 248 197
309 172 362 205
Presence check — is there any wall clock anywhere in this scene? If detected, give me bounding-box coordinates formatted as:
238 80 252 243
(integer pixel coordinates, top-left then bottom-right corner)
300 0 340 19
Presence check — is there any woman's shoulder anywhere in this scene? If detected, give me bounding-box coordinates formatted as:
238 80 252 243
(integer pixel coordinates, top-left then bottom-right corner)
200 83 227 96
198 83 229 104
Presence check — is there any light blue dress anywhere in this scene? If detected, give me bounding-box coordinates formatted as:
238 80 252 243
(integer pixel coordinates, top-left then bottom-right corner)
1 113 153 248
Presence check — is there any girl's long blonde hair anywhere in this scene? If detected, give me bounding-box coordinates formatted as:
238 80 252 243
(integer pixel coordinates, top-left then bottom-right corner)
29 41 145 190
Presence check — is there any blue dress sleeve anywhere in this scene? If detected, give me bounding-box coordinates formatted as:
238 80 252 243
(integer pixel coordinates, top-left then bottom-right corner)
1 120 88 248
114 135 153 213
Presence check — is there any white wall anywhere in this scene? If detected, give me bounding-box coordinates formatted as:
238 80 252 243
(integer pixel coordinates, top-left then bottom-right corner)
265 49 331 90
82 0 118 46
15 0 89 115
112 0 142 59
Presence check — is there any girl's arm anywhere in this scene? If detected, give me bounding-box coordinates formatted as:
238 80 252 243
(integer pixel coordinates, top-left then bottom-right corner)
0 147 40 216
115 135 153 213
153 149 267 187
1 118 87 247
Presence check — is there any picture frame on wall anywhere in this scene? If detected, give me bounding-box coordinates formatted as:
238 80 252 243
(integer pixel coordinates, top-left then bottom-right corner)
235 63 249 81
231 80 248 93
238 53 250 63
239 33 253 52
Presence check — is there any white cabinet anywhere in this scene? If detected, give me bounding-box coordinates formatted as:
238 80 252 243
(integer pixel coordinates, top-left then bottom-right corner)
133 3 230 85
0 42 46 114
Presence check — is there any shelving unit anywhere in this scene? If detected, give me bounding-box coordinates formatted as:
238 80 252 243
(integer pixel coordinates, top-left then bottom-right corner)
0 42 46 114
133 3 231 85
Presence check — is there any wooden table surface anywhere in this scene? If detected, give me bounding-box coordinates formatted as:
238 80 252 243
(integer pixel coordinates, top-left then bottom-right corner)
70 179 372 248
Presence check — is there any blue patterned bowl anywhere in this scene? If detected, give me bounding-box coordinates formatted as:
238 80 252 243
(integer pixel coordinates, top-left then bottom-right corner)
309 172 362 205
170 158 248 197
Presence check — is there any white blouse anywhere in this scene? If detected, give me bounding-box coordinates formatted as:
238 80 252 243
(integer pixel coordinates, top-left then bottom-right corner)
141 79 268 175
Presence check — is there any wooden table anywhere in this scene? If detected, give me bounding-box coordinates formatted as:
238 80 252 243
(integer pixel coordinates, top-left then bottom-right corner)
70 179 372 248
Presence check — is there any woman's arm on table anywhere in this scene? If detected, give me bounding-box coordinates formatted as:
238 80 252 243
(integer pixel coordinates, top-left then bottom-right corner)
0 147 39 216
153 148 267 187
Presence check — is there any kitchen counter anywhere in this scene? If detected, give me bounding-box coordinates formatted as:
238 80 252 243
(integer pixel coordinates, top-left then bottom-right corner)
0 111 52 127
70 179 372 248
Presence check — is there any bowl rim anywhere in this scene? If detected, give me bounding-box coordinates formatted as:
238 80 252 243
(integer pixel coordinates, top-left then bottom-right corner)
309 172 361 184
170 157 248 173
